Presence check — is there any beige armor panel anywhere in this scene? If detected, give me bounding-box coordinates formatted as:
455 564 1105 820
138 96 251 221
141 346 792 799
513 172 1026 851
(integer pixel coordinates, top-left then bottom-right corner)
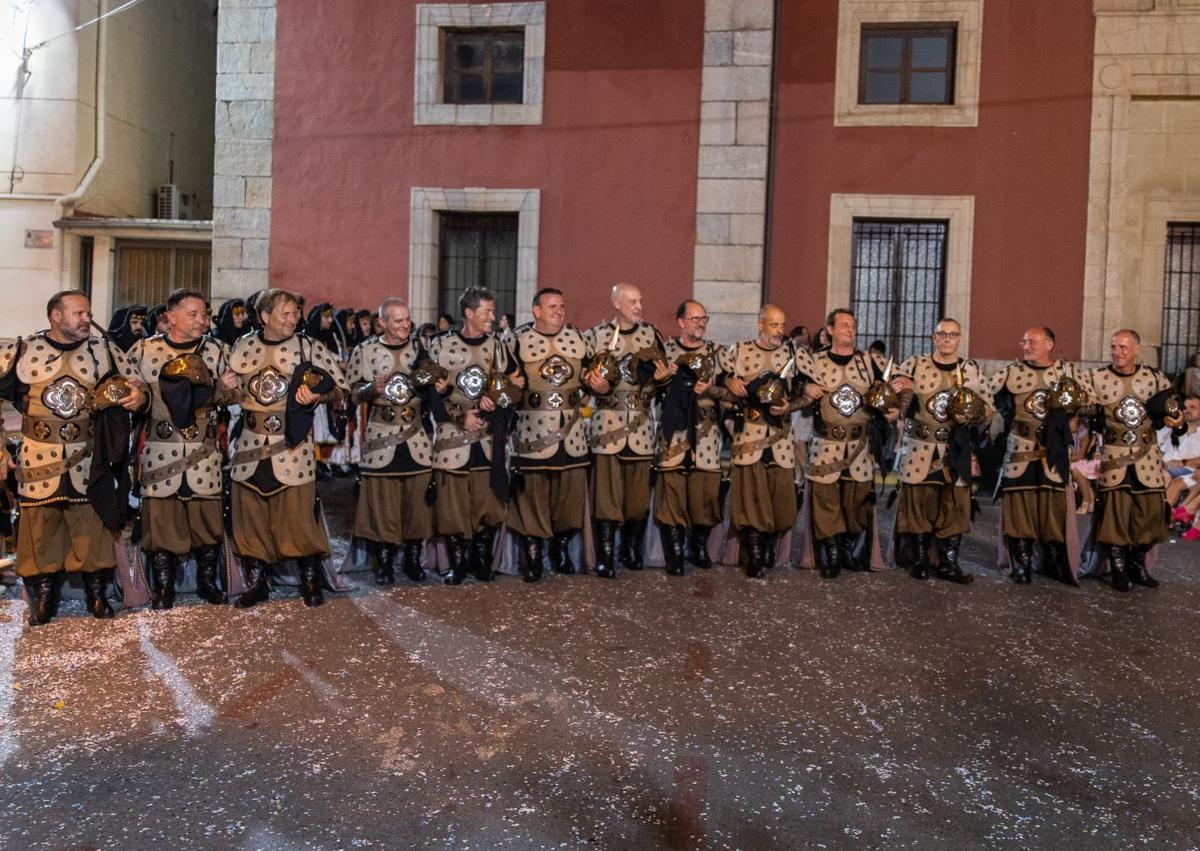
802 349 886 484
428 332 510 470
347 337 432 470
719 340 796 469
228 334 348 486
12 335 138 500
989 359 1085 483
128 336 229 498
894 356 993 485
583 321 663 457
511 324 589 461
1083 365 1171 490
658 338 725 472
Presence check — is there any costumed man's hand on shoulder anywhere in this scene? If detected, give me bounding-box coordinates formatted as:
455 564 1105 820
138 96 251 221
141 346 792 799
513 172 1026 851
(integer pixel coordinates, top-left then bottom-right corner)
726 377 748 398
218 369 240 392
803 382 827 402
121 377 147 412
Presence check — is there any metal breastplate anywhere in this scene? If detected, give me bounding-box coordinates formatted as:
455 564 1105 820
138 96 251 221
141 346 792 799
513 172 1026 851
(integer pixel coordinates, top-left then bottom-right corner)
41 376 90 419
538 354 574 388
925 389 953 423
828 383 864 418
1021 388 1049 422
1114 395 1146 430
456 364 487 401
381 372 415 406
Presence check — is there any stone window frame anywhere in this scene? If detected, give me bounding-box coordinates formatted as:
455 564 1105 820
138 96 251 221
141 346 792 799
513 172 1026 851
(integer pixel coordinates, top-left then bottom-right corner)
826 193 976 352
834 0 984 128
408 188 540 324
414 3 545 126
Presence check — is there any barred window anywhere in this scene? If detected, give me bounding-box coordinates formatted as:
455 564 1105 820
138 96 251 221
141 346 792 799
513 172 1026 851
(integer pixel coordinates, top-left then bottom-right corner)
850 220 947 362
859 24 956 105
1162 223 1200 375
438 212 518 321
442 28 525 105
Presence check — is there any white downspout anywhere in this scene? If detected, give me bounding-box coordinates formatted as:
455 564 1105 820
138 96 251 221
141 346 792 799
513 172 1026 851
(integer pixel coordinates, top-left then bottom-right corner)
54 0 107 284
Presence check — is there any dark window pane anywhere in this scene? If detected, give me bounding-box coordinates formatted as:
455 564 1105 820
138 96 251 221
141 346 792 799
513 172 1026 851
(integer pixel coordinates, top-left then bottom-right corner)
439 213 520 321
455 40 483 70
864 72 902 104
866 36 903 69
491 38 525 72
911 35 949 69
456 73 486 102
909 72 948 103
491 73 523 103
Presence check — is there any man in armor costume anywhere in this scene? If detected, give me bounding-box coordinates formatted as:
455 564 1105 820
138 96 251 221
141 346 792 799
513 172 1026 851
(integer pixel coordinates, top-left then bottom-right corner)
0 291 144 625
583 283 668 578
506 288 591 581
988 326 1088 584
428 286 523 585
655 300 728 576
128 289 241 609
1081 329 1182 591
721 305 803 578
892 318 992 584
346 297 437 585
798 308 903 578
226 289 348 608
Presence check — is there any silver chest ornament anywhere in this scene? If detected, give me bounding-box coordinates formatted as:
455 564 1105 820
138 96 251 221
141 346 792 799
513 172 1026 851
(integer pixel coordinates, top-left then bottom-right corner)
248 367 290 406
1115 395 1146 431
456 364 487 401
382 373 414 406
539 355 573 387
1024 388 1049 421
829 383 863 418
926 389 953 423
42 376 89 419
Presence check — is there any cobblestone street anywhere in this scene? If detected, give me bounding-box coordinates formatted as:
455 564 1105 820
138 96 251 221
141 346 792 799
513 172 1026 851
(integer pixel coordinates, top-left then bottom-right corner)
0 481 1197 849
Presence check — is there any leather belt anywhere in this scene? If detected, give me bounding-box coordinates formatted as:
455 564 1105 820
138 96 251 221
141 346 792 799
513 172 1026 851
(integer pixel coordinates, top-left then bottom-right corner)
807 438 868 477
591 410 650 449
242 411 285 435
15 445 90 484
22 415 91 444
362 419 424 455
230 439 291 467
516 411 582 454
661 418 717 463
596 389 652 410
369 403 419 425
524 389 581 410
1104 426 1154 447
434 427 485 453
730 426 788 460
141 441 218 486
815 421 865 441
1100 440 1155 473
904 420 951 442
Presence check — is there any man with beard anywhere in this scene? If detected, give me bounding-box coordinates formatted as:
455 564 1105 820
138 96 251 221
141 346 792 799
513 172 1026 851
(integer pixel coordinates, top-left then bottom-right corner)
721 305 803 577
506 288 593 581
1081 329 1182 591
107 304 147 352
128 289 241 608
799 309 903 578
655 300 728 575
989 326 1088 584
892 318 992 584
583 283 669 578
428 286 523 584
347 297 438 584
0 291 145 625
226 289 348 608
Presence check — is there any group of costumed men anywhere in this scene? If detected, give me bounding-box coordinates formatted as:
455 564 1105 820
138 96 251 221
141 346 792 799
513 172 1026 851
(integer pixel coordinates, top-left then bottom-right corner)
0 284 1183 626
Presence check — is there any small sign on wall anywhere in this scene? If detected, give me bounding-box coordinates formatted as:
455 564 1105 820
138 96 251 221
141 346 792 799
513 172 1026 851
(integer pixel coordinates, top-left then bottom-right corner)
24 230 54 249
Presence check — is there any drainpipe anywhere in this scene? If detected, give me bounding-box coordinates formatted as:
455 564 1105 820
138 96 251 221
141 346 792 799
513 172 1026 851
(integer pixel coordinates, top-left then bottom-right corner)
54 0 107 285
760 0 782 304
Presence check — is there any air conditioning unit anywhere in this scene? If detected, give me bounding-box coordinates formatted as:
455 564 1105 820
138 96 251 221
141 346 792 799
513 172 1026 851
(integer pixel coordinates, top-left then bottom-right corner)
156 184 180 219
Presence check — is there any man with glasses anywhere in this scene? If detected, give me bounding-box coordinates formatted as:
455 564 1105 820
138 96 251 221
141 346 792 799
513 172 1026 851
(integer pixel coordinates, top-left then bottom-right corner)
892 318 992 584
654 300 728 575
583 283 669 578
989 326 1088 584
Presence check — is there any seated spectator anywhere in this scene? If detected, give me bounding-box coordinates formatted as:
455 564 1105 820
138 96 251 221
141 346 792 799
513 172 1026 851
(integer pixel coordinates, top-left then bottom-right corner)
1070 413 1099 514
1183 352 1200 398
1160 396 1200 522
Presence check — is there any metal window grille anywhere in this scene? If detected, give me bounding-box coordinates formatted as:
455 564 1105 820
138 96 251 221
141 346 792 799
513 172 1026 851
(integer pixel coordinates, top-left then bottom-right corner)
850 219 947 362
114 242 211 309
437 212 518 321
1161 222 1200 375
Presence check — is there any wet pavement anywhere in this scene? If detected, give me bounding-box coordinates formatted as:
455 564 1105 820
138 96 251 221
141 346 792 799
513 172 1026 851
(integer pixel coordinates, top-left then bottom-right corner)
1 479 1198 849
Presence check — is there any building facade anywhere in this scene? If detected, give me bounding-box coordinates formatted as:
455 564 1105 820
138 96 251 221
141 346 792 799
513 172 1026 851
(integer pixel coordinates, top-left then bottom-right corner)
212 0 1200 368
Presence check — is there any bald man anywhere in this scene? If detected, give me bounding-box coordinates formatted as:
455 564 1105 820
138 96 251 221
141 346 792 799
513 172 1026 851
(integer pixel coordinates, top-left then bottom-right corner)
1080 329 1182 591
798 308 899 578
720 304 804 577
989 326 1088 585
583 283 669 578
